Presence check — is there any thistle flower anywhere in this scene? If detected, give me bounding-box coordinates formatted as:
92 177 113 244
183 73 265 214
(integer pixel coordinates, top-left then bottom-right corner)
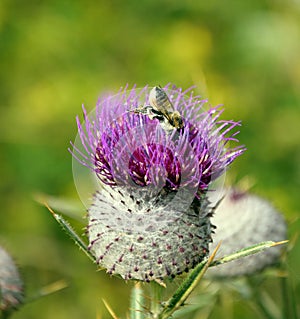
71 84 245 281
0 246 24 313
209 188 287 277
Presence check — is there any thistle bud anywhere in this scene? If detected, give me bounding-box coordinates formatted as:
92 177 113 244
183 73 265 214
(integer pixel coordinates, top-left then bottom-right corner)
209 188 287 277
0 246 24 313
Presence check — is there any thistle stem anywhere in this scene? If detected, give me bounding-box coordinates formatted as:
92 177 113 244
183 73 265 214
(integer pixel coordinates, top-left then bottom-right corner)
254 295 277 319
280 275 290 319
149 282 163 318
280 273 298 319
247 277 278 319
130 282 145 319
0 311 11 319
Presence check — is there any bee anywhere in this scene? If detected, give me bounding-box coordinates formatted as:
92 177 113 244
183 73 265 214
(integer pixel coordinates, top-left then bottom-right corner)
132 86 184 131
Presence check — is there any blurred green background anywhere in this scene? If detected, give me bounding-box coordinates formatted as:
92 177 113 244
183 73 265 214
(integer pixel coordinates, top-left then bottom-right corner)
0 0 299 318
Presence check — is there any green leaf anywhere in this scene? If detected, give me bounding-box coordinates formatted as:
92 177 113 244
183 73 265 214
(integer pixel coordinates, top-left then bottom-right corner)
210 241 288 268
159 243 220 319
24 280 68 303
45 203 96 263
157 241 287 319
102 299 120 319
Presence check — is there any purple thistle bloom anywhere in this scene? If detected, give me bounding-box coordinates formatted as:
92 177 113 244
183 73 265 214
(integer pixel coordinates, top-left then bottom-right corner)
71 84 245 281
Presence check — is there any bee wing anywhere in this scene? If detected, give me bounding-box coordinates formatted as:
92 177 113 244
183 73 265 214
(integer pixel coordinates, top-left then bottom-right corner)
149 86 174 113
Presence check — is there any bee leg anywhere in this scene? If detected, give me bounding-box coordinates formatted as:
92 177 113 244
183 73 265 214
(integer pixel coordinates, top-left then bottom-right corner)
133 105 152 115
